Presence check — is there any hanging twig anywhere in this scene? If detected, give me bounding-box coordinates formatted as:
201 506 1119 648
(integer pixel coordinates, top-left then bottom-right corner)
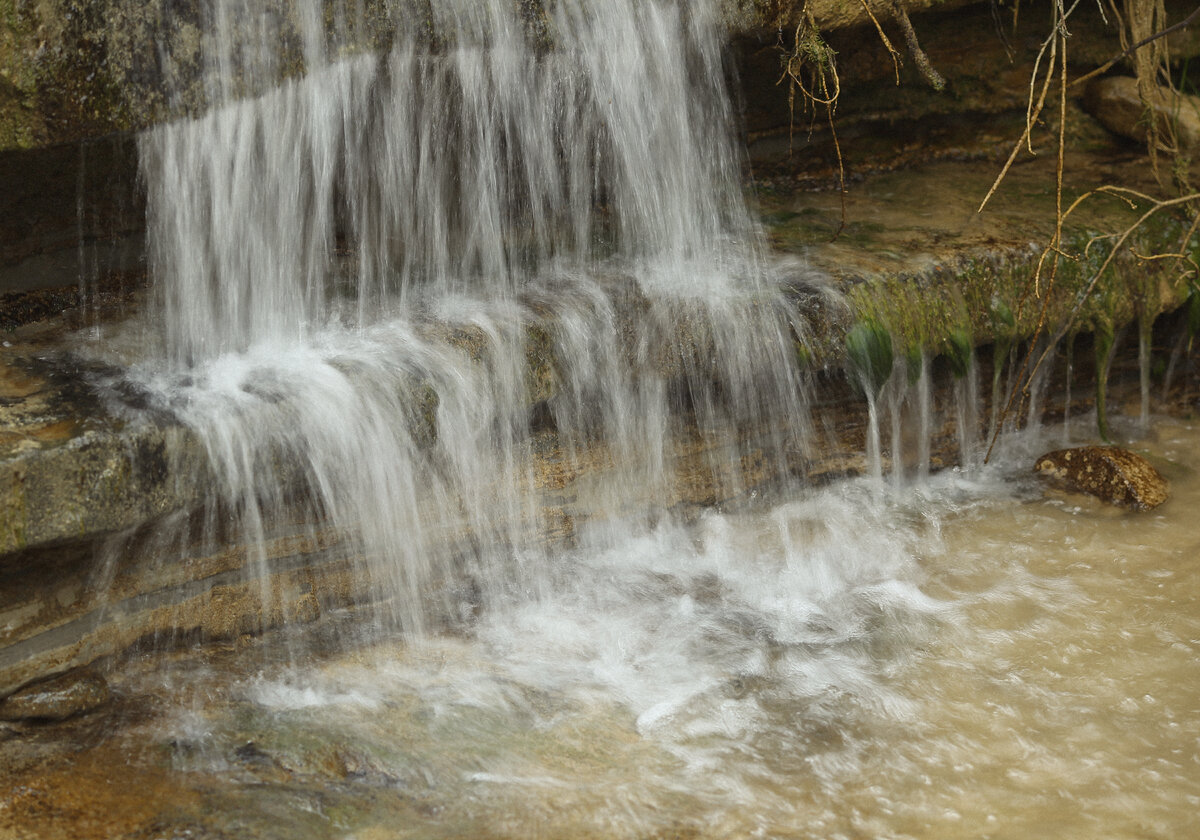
778 12 847 238
977 29 1058 212
978 0 1088 214
985 0 1072 462
824 80 848 240
858 0 903 84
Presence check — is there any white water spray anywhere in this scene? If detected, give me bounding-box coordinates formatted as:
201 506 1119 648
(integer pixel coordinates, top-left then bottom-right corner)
141 0 762 362
130 0 813 639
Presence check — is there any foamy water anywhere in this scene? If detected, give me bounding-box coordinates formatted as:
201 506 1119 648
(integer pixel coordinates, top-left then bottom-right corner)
113 0 818 648
107 419 1195 839
63 1 1199 835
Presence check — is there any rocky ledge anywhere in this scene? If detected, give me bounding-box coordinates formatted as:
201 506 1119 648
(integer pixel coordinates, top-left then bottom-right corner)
2 0 1200 706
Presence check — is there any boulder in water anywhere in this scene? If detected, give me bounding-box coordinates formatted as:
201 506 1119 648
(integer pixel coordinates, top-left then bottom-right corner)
1034 446 1169 510
0 669 111 722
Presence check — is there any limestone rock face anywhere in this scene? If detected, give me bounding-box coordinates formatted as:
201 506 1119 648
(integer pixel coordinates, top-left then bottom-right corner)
0 0 960 154
1034 446 1169 510
1083 76 1200 150
0 668 111 721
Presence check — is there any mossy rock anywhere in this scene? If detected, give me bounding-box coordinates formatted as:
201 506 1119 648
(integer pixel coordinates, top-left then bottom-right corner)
844 319 893 397
1034 446 1169 511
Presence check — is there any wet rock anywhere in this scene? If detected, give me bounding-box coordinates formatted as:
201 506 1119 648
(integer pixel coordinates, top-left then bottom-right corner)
288 592 322 625
1083 76 1200 150
234 740 279 768
0 669 112 722
1034 446 1169 510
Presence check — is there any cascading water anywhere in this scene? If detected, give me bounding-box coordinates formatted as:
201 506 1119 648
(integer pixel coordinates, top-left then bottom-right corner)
142 0 765 361
9 3 1195 837
122 0 813 640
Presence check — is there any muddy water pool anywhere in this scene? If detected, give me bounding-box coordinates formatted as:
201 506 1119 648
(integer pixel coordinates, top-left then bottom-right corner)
2 419 1198 840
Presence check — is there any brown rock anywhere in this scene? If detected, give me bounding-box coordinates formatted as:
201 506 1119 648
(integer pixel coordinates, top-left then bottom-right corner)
1034 446 1169 510
0 668 111 722
287 592 322 625
1083 76 1200 150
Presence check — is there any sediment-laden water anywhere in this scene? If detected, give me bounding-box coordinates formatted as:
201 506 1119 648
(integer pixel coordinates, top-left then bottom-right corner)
6 417 1195 839
6 1 1195 837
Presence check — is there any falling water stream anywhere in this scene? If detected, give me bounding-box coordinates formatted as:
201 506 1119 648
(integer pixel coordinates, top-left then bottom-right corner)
9 0 1198 836
106 0 815 643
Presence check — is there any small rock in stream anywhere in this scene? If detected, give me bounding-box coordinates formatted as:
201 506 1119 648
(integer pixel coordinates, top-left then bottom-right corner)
1034 446 1169 510
0 669 112 722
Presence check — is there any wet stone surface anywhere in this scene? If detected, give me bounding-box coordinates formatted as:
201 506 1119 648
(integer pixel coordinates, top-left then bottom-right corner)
1034 445 1170 510
0 668 111 722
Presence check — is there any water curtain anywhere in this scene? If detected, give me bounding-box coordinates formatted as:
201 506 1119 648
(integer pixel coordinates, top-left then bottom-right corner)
131 0 811 639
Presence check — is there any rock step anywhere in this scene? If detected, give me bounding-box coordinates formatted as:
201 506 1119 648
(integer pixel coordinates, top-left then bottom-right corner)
0 668 110 722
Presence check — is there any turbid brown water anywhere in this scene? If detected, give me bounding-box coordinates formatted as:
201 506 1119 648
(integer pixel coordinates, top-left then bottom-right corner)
2 2 1197 837
1 414 1195 840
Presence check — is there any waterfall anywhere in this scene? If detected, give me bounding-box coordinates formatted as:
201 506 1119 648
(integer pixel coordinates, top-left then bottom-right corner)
953 350 980 470
140 0 762 363
917 350 932 479
16 7 1198 837
127 0 813 640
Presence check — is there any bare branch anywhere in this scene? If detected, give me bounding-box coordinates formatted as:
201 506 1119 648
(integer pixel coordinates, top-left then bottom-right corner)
1071 4 1200 90
887 0 945 90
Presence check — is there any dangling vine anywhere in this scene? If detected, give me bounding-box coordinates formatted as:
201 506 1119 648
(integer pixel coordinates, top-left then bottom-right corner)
981 0 1200 459
778 8 847 238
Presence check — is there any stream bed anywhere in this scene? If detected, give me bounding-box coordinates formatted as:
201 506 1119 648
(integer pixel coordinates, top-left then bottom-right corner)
3 416 1196 840
3 0 1198 835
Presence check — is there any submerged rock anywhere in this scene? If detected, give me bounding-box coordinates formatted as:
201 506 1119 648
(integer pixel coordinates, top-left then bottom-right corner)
0 669 112 722
1034 446 1169 510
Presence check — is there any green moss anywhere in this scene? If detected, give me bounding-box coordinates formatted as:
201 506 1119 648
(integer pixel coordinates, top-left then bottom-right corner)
0 0 41 148
798 339 816 370
904 343 922 385
944 328 972 378
838 201 1196 380
845 318 893 398
0 0 38 90
845 268 970 363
